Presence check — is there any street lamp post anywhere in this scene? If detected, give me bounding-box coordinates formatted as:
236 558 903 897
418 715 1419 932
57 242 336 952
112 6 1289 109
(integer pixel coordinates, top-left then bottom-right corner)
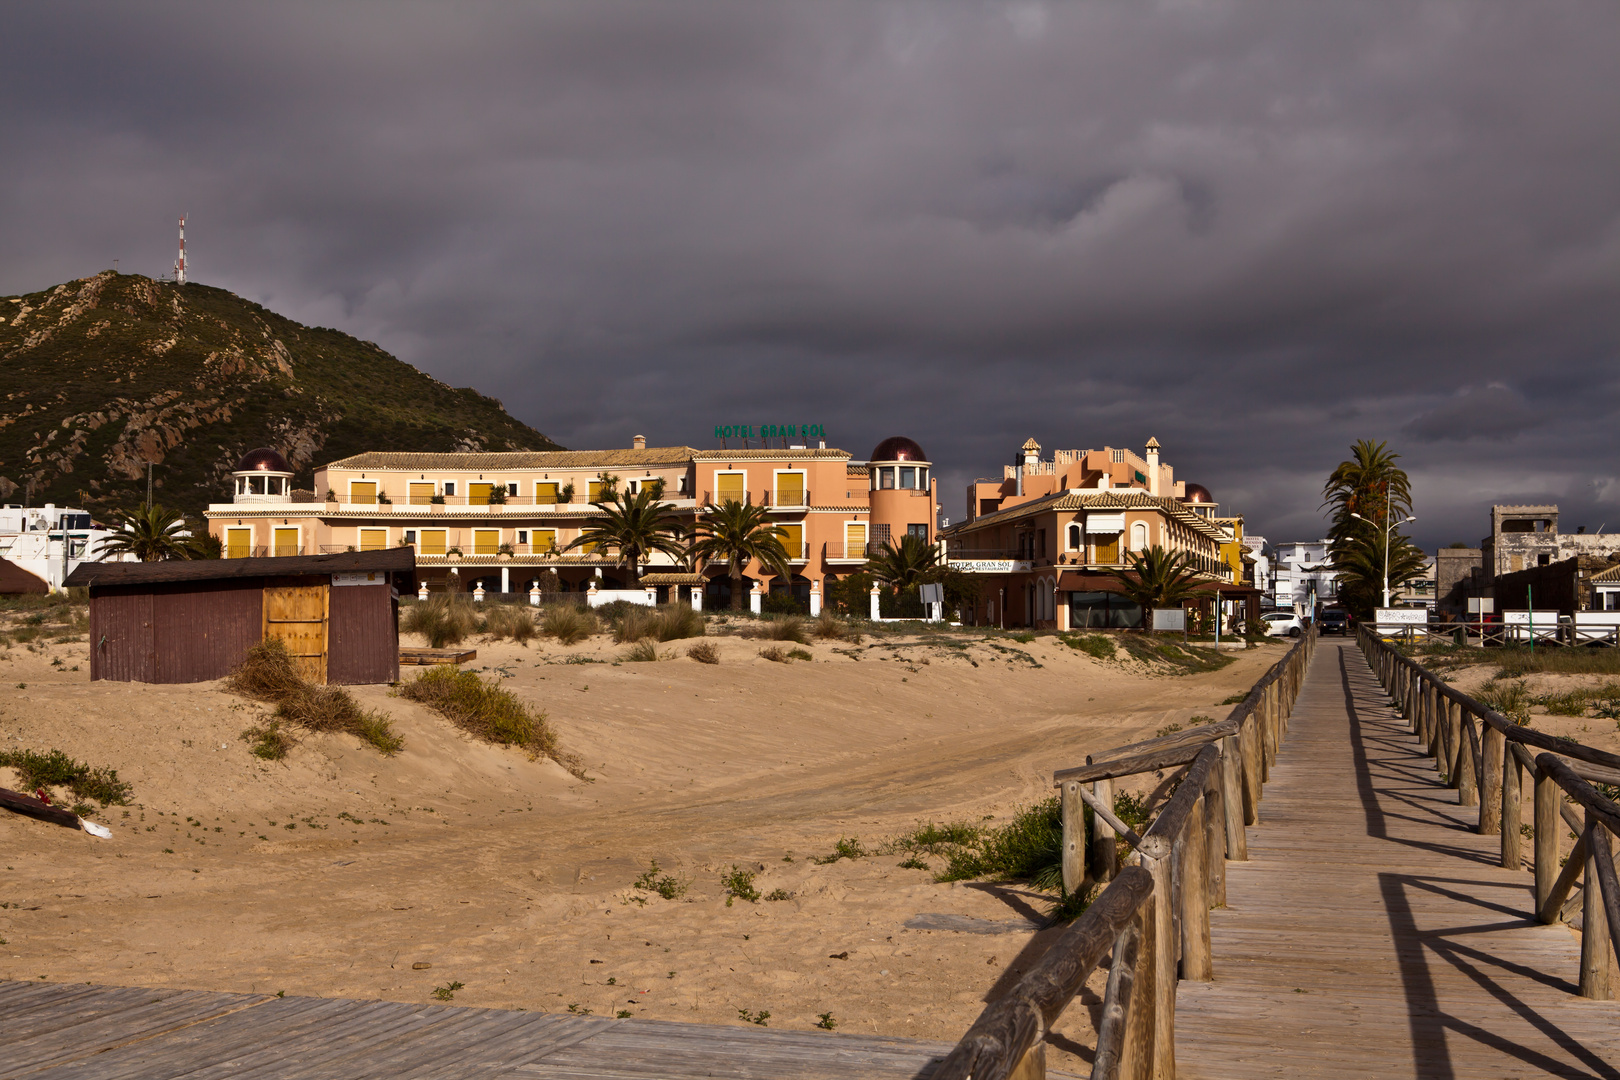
1352 509 1416 609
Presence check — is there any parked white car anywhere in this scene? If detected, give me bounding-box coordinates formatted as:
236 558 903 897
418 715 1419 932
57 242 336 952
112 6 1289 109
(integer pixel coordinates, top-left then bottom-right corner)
1260 611 1304 638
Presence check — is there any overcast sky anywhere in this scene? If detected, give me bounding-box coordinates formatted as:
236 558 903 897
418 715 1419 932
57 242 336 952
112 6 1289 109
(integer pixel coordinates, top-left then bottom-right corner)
4 2 1618 549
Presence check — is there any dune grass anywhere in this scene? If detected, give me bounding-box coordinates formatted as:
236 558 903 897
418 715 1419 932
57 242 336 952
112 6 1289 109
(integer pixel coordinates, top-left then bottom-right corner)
540 604 600 645
479 603 536 643
402 595 480 648
398 666 584 778
228 639 404 756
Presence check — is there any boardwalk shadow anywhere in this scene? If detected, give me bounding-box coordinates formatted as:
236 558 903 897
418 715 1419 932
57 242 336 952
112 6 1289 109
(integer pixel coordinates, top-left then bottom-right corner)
1333 645 1620 1080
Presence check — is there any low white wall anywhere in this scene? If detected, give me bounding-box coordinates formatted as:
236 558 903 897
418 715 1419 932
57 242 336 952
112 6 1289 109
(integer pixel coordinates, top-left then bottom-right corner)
588 589 655 608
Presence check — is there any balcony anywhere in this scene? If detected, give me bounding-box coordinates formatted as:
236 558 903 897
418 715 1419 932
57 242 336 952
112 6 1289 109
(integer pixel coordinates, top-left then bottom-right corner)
319 494 696 512
823 542 879 563
224 545 309 559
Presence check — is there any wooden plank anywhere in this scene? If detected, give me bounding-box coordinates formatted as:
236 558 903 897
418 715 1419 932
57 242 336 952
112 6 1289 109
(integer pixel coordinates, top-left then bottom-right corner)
398 647 477 665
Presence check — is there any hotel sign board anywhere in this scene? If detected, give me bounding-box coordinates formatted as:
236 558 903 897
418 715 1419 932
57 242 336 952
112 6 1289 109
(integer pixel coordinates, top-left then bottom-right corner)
715 424 825 440
949 559 1032 574
1375 607 1428 636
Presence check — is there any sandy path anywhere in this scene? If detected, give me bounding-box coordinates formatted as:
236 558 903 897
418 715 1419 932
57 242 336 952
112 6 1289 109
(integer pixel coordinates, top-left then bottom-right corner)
1 625 1285 1069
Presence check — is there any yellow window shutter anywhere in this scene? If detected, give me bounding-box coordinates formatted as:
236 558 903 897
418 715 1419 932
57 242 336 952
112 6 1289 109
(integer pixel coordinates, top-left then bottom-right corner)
536 482 559 505
359 529 387 552
1095 535 1119 564
588 480 605 502
419 530 446 555
350 482 377 504
469 483 493 505
846 523 866 556
780 524 803 558
273 528 299 557
474 530 500 555
408 483 434 505
226 529 253 559
717 473 744 502
776 473 804 505
533 529 556 553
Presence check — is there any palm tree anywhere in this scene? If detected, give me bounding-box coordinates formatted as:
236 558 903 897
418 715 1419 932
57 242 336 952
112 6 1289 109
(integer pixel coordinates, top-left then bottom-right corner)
866 534 940 590
97 504 196 562
688 499 792 611
565 487 685 586
1333 529 1429 620
1322 440 1413 560
1106 545 1205 629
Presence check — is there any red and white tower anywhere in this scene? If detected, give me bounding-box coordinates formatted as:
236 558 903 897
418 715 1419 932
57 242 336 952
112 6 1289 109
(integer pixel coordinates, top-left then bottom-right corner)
174 215 187 285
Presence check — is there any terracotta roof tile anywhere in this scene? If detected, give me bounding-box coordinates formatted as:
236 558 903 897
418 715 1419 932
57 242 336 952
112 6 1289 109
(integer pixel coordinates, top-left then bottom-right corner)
322 449 699 471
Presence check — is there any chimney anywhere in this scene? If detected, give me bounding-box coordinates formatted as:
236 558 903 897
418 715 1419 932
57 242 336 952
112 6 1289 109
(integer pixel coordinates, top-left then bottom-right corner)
633 435 646 450
1145 436 1161 496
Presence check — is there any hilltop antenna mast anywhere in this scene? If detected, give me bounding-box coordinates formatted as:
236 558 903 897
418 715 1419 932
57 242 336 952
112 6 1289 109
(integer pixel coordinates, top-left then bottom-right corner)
174 214 187 285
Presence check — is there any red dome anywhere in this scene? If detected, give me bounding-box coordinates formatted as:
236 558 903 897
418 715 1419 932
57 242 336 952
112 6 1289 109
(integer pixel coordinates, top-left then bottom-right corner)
869 436 928 463
235 447 291 473
1182 483 1213 503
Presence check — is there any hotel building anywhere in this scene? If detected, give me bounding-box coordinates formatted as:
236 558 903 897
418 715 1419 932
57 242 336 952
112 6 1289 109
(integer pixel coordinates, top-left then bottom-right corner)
942 437 1259 630
205 436 939 607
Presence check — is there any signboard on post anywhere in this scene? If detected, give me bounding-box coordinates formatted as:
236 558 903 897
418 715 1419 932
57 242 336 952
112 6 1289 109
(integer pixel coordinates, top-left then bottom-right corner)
1375 607 1428 637
918 584 943 605
1503 610 1560 643
1152 608 1187 632
1467 597 1495 615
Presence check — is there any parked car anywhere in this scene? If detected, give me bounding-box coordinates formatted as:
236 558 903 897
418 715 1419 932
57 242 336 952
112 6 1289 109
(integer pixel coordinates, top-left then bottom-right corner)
1318 609 1351 635
1260 611 1304 638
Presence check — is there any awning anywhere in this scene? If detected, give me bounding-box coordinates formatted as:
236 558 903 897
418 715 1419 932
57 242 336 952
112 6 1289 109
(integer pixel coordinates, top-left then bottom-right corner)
1085 513 1126 534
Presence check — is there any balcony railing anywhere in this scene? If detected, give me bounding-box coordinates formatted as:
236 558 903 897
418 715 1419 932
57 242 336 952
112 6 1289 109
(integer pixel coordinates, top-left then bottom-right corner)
823 542 880 561
320 493 694 509
225 545 307 559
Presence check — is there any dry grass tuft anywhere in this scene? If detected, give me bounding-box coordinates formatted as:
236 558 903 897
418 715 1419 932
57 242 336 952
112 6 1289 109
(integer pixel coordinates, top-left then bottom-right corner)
812 610 850 640
541 604 599 645
399 666 584 778
228 639 404 755
687 641 721 664
758 645 790 662
480 603 537 643
402 595 480 648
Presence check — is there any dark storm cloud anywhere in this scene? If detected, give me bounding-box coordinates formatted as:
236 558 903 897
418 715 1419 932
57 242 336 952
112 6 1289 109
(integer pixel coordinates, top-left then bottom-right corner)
3 1 1619 549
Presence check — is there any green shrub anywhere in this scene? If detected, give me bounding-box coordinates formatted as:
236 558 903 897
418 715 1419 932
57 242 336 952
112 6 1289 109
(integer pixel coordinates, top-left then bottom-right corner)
0 748 133 805
398 666 582 777
788 647 813 661
243 722 296 761
402 595 480 648
1062 633 1115 661
721 865 760 903
762 592 806 616
892 821 983 854
1497 648 1620 678
540 604 599 645
812 837 868 865
633 860 688 900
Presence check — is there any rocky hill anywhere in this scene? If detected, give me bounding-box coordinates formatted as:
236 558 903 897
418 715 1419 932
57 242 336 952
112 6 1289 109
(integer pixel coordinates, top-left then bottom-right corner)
0 273 561 522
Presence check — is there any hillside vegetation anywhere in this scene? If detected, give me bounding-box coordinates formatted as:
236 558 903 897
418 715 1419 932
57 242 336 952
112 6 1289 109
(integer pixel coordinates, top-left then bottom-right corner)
0 272 560 521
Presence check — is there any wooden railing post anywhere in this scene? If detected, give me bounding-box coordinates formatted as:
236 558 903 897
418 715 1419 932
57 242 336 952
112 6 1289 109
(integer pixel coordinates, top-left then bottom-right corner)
1456 706 1479 808
1061 780 1085 896
1501 746 1523 869
1220 734 1247 861
1240 718 1261 824
1480 720 1504 835
1114 899 1156 1080
1580 816 1615 1000
1179 797 1213 981
1092 778 1117 884
1141 841 1176 1080
1535 767 1561 921
1205 768 1227 908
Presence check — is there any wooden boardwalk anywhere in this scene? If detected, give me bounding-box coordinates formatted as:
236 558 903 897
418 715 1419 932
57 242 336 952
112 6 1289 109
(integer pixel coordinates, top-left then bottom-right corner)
1175 641 1620 1079
0 979 959 1079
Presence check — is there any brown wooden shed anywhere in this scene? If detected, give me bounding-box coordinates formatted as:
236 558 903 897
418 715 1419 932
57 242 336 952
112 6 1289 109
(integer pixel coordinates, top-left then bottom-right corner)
65 550 414 685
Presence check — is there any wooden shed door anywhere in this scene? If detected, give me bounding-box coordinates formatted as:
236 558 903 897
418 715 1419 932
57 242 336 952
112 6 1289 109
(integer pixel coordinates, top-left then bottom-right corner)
264 581 329 683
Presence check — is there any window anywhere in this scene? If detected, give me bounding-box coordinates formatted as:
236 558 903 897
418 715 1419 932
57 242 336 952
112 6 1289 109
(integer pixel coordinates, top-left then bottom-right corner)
907 523 928 540
532 529 557 553
716 472 745 503
419 529 447 555
517 530 529 545
678 475 689 494
775 471 805 506
443 482 456 497
1095 535 1120 564
1131 522 1149 553
1068 524 1081 550
403 529 417 545
469 482 495 505
359 528 387 552
779 523 804 559
408 482 434 505
507 483 519 497
845 522 867 558
535 482 559 504
899 467 916 490
272 528 299 557
349 481 377 504
225 528 253 559
473 529 500 555
880 468 896 490
1069 590 1142 629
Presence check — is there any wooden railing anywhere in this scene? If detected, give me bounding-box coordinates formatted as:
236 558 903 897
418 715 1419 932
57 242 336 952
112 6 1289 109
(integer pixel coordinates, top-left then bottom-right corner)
1357 625 1620 999
938 629 1316 1080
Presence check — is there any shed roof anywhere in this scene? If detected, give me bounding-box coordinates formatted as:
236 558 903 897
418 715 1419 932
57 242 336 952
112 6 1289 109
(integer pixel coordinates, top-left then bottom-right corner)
66 549 415 588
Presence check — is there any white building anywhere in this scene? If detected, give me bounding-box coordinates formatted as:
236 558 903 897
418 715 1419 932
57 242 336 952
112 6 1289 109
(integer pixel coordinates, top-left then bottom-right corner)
1242 534 1271 597
1270 539 1340 614
0 504 130 592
